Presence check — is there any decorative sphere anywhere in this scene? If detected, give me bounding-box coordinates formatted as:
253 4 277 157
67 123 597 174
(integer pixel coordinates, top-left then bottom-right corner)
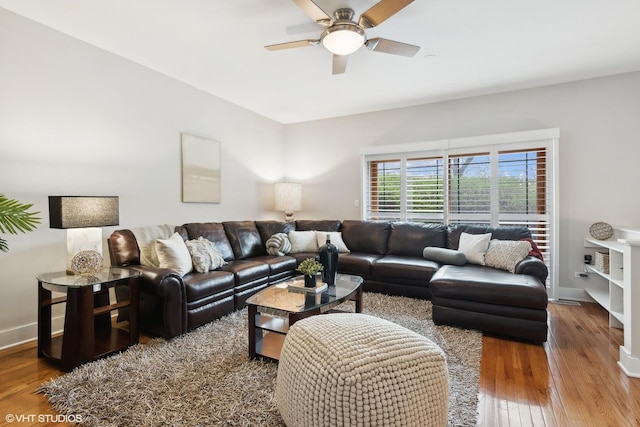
71 250 103 276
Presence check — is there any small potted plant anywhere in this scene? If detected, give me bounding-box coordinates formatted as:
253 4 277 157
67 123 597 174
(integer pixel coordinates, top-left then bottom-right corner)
297 258 323 287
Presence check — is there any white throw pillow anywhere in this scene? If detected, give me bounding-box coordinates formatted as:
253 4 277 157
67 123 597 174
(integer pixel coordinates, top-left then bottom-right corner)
155 232 193 276
485 239 532 273
288 230 318 253
458 232 492 265
315 231 350 253
185 237 227 273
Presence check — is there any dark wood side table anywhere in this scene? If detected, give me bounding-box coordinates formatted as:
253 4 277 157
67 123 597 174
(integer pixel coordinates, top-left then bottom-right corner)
37 267 141 372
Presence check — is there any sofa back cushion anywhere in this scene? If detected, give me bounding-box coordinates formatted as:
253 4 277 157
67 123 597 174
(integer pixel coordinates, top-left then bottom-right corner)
341 220 390 255
108 229 141 266
255 220 295 244
387 222 448 257
295 220 342 232
447 224 532 250
178 222 235 261
223 221 264 259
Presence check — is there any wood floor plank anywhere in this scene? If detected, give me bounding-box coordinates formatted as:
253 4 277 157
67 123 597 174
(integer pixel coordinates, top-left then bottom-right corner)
2 301 640 426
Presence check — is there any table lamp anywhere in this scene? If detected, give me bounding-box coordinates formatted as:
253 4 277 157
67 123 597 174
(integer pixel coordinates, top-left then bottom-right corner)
274 183 302 223
49 196 119 274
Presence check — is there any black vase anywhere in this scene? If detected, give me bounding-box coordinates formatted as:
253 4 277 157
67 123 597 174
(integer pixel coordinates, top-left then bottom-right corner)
319 234 339 286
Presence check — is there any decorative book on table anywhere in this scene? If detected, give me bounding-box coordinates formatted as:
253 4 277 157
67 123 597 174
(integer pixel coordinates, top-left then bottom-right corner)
287 278 328 294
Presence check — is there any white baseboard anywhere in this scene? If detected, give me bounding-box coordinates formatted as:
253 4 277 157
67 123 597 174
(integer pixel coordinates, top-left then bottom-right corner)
556 287 594 303
1 312 122 351
0 315 65 351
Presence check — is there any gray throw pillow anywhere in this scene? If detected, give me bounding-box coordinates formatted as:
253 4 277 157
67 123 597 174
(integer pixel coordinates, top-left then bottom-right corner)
266 233 292 256
423 247 467 266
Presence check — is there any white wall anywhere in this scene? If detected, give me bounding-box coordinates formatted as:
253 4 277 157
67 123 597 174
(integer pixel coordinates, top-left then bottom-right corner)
285 71 640 301
0 9 285 347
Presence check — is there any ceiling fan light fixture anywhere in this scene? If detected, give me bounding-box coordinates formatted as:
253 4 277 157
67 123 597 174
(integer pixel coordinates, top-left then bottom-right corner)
321 24 365 56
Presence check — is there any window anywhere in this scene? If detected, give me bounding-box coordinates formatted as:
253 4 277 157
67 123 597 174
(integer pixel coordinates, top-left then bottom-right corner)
448 153 491 223
362 129 559 293
368 159 401 220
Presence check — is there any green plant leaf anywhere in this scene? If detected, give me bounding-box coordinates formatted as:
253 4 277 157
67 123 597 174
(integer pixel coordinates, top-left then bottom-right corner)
0 194 41 252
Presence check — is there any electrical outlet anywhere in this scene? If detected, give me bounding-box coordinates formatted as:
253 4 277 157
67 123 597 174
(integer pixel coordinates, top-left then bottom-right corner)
574 272 588 279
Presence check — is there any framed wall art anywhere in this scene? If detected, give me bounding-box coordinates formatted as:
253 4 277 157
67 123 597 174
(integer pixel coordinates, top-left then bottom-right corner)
181 133 221 203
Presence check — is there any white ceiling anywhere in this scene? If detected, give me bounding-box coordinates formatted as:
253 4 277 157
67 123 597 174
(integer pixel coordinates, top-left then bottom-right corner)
2 0 640 124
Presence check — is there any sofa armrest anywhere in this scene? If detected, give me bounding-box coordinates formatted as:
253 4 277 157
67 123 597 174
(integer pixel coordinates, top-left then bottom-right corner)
123 265 187 338
514 256 548 284
125 265 183 296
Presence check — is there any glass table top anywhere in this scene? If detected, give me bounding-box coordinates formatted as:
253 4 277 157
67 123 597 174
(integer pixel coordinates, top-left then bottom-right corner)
246 273 363 315
36 267 141 288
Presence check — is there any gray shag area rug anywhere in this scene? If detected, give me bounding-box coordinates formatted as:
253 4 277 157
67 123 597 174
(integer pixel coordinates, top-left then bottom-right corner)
38 293 482 426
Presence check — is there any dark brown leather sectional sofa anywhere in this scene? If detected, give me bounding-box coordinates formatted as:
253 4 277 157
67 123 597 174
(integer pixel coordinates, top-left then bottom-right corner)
108 219 549 342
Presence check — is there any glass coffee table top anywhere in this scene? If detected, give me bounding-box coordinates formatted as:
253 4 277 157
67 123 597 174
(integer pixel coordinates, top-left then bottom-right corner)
36 267 140 288
246 273 363 316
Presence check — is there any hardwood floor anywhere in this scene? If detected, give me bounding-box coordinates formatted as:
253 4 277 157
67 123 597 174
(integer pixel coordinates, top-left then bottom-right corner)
1 302 639 426
478 301 640 427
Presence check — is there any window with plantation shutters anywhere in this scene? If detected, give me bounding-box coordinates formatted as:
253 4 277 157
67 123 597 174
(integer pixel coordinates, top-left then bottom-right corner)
362 129 559 293
448 153 491 224
406 157 444 222
497 148 549 261
367 159 401 220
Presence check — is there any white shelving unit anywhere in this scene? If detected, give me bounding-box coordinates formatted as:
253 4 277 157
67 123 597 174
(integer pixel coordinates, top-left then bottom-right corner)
584 227 640 377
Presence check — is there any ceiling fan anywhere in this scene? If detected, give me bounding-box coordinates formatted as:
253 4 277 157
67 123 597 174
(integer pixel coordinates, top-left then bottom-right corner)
265 0 420 75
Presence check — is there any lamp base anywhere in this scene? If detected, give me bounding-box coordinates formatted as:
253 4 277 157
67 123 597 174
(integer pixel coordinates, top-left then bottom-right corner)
284 211 295 223
66 228 103 272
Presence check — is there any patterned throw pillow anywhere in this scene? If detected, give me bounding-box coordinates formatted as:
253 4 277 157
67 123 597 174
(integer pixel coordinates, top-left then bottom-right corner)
484 239 532 273
185 237 227 273
266 233 292 256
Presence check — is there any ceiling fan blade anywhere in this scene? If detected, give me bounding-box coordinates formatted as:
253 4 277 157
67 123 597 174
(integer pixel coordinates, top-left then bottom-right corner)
285 21 325 35
332 54 349 75
365 38 420 57
292 0 332 24
265 39 320 51
358 0 414 29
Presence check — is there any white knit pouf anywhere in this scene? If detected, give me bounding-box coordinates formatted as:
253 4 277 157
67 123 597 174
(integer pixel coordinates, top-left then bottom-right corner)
275 313 449 427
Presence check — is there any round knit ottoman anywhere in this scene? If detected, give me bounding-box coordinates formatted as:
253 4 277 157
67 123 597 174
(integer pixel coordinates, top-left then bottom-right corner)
275 313 449 427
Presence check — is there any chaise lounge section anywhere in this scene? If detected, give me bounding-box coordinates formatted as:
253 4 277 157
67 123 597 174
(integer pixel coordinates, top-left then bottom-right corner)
108 219 549 342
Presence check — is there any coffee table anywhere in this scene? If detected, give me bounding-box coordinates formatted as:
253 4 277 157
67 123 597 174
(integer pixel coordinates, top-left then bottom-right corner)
246 273 363 361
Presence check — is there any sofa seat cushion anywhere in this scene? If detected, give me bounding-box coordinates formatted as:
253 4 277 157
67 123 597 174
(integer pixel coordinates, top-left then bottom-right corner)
249 255 297 276
432 296 548 322
372 256 439 284
430 265 548 310
182 270 235 302
288 252 321 264
337 253 382 276
221 260 270 284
